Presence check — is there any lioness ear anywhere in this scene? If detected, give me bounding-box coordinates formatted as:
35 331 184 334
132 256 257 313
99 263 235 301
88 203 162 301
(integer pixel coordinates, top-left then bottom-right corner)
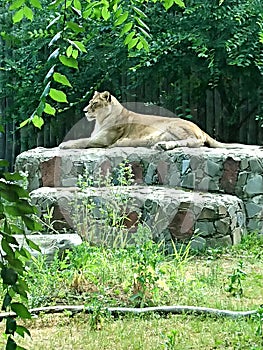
101 91 111 102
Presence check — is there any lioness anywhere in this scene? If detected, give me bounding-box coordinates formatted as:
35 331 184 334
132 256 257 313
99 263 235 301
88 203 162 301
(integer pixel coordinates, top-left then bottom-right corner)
59 91 246 150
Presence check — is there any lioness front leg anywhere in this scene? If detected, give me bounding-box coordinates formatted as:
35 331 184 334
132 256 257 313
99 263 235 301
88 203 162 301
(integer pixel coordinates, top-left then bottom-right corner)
59 129 119 149
154 139 204 150
59 138 98 149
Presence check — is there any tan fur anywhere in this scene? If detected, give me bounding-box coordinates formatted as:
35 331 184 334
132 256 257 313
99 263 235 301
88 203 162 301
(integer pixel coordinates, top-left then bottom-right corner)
59 91 246 150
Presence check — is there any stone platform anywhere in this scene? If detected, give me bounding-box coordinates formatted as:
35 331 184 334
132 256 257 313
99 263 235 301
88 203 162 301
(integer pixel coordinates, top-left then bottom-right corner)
16 146 263 232
30 186 245 250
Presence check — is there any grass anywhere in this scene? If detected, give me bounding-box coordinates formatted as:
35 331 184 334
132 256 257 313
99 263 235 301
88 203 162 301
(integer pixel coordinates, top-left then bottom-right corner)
1 231 263 349
4 313 263 350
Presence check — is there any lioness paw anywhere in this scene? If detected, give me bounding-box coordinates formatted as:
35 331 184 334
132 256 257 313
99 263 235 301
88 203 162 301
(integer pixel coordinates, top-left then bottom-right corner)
59 141 77 149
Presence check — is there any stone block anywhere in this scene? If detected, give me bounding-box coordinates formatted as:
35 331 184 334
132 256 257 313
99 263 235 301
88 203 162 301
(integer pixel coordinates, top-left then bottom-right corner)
30 186 246 248
15 146 263 233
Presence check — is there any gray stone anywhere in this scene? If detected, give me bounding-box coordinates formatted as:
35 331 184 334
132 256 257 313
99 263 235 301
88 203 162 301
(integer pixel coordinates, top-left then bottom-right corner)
61 177 78 187
249 158 263 173
198 177 211 191
215 218 230 235
247 219 262 232
190 236 207 251
12 234 82 263
181 173 196 189
207 235 232 247
245 202 262 218
240 158 249 170
190 156 202 170
204 159 221 177
232 228 242 245
182 159 190 175
236 172 249 187
245 175 263 196
195 222 215 237
145 163 157 184
169 173 181 187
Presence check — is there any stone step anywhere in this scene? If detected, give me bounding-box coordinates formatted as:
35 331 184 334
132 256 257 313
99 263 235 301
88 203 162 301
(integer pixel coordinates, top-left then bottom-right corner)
30 186 246 251
1 234 82 263
16 146 263 232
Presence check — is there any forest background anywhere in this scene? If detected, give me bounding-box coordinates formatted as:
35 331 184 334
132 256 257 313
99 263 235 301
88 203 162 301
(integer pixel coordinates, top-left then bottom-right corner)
0 0 263 168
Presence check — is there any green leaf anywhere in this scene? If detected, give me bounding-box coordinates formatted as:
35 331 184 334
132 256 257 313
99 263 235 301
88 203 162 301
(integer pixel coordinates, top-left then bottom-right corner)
23 5 33 21
4 205 21 217
9 0 25 10
10 303 31 319
53 73 72 87
12 8 24 23
66 45 73 57
102 6 110 20
26 238 41 252
73 41 87 53
0 183 19 201
15 325 31 338
49 88 68 103
3 173 24 181
66 0 73 8
120 22 133 37
114 11 129 26
29 0 42 9
44 103 56 115
174 0 185 7
67 40 87 53
6 317 16 335
72 49 78 59
59 55 78 69
22 216 42 231
66 21 84 33
163 0 185 10
32 115 44 129
1 233 19 246
1 239 15 259
0 124 4 133
49 0 64 9
11 184 29 198
6 258 24 273
1 267 18 286
6 336 17 350
138 26 151 39
135 17 150 32
124 31 136 45
133 6 147 19
16 199 37 214
139 35 149 51
12 282 28 298
73 0 81 11
128 37 139 50
36 101 45 116
2 293 12 311
19 119 30 128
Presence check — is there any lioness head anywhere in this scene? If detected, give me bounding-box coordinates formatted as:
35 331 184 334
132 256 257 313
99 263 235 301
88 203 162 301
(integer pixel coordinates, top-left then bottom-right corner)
83 91 113 121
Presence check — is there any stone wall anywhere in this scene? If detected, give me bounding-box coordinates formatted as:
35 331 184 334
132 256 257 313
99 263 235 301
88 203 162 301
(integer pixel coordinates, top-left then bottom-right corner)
16 146 263 233
30 186 245 251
